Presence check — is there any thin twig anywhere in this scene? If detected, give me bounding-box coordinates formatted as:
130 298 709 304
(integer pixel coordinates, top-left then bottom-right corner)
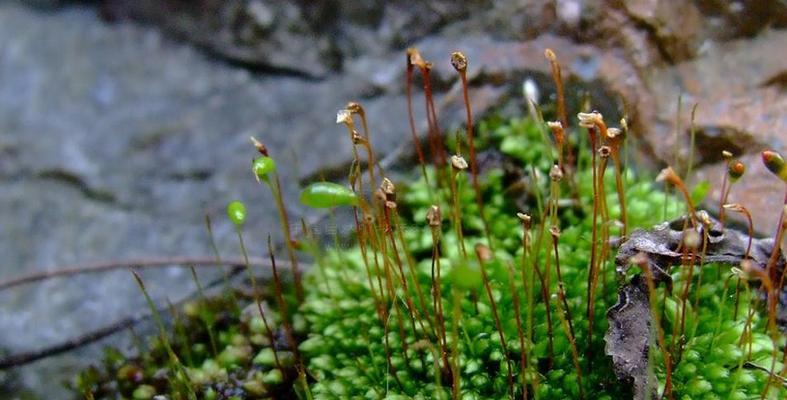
0 256 292 291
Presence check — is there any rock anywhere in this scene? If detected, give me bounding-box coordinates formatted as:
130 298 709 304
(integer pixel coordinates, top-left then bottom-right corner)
695 0 787 39
100 0 335 77
0 4 535 396
0 3 348 397
99 0 496 77
640 29 787 232
693 153 787 245
621 0 703 62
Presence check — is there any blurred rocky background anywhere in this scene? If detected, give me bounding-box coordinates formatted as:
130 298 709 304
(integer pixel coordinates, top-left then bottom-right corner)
1 0 785 397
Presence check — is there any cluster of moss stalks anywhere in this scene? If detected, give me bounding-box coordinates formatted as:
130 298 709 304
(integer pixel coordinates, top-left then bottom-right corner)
72 49 787 399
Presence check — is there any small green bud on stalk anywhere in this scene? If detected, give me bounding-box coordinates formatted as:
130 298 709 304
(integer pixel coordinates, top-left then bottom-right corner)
226 200 247 226
252 156 277 182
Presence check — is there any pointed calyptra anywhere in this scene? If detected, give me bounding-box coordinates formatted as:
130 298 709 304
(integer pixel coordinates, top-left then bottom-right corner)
762 150 787 182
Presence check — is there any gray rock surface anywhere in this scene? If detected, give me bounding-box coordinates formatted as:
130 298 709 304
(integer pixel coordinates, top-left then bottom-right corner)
0 3 510 397
0 3 358 397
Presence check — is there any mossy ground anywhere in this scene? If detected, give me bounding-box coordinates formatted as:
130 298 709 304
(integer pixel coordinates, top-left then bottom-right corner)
73 115 786 399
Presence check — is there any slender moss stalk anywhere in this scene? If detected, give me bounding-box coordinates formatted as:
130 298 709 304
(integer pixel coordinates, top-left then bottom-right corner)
517 212 539 395
549 227 584 399
382 304 404 390
671 226 699 362
405 49 431 189
448 155 469 259
409 49 446 169
383 179 434 331
266 236 301 365
355 211 385 321
587 145 611 361
427 205 451 381
474 244 515 399
188 266 218 356
204 214 239 311
685 103 699 179
739 260 773 361
167 300 193 365
547 121 565 174
691 212 712 316
250 137 304 302
375 191 420 366
363 214 388 314
723 204 753 320
451 51 493 250
544 50 568 144
379 189 429 338
759 151 787 337
578 114 601 358
656 166 697 227
709 272 737 350
730 273 754 396
531 213 555 367
346 101 384 185
607 127 628 238
505 258 529 400
131 271 197 400
367 204 409 349
450 289 462 400
719 154 745 225
771 200 786 291
236 227 282 371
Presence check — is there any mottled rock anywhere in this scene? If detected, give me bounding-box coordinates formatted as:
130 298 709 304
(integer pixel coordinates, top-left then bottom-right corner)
640 30 787 232
695 0 787 39
621 0 703 62
100 0 495 77
0 3 353 396
693 153 787 244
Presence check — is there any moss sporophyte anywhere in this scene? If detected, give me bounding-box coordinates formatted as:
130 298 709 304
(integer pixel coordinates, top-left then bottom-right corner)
67 49 787 399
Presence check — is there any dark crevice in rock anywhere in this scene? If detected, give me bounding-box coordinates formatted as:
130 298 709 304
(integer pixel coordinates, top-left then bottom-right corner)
198 45 326 81
619 12 678 65
35 169 117 204
166 169 213 182
761 70 787 90
691 125 764 165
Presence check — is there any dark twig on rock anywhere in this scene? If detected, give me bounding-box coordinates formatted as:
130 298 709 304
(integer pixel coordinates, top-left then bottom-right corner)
0 256 281 291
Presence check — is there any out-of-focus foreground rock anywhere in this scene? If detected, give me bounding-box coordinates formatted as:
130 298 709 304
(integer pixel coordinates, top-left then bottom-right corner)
1 0 785 397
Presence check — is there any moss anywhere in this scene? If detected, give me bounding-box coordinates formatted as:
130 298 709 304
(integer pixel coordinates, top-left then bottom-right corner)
296 116 785 398
72 114 786 399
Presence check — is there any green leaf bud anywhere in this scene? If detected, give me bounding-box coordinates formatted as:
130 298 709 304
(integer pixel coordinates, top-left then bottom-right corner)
300 182 358 208
226 200 247 226
252 156 277 182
